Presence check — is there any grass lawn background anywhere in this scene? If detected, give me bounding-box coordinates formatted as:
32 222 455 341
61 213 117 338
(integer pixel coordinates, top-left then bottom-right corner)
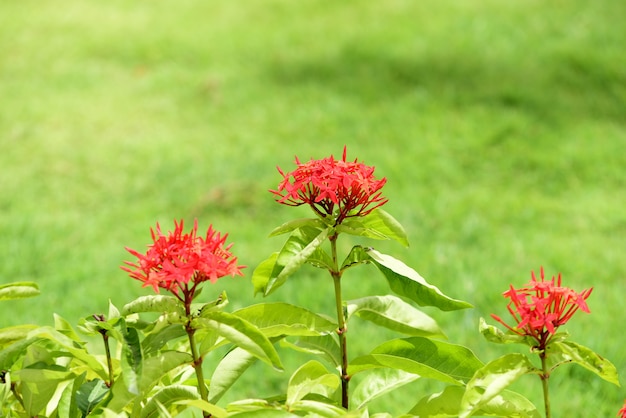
1 0 625 415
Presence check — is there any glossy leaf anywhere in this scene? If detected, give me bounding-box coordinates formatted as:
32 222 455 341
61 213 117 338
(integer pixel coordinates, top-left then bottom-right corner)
234 302 337 338
122 295 185 317
252 252 279 295
228 408 299 418
54 313 84 343
262 226 330 296
338 209 409 247
269 218 327 237
142 324 187 356
107 350 193 412
140 385 200 418
410 385 540 418
15 366 72 417
350 337 483 385
291 399 348 417
209 347 257 404
0 337 41 370
287 360 340 405
460 353 539 418
281 335 341 368
175 399 228 417
76 378 110 417
340 245 372 271
479 317 533 346
193 311 283 370
346 295 446 339
352 368 420 409
28 326 109 381
547 340 620 385
366 248 473 311
121 326 143 395
57 371 86 418
0 325 38 348
0 281 40 301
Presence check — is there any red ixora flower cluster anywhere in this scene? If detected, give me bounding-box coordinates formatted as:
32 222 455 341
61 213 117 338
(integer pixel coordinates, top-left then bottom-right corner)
122 220 244 300
618 401 626 418
491 267 592 348
271 147 388 225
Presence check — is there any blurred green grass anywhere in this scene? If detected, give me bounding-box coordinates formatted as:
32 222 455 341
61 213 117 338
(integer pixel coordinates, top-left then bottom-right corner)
1 0 625 415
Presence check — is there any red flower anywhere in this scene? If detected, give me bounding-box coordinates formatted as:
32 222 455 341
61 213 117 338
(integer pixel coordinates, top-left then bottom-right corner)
491 267 592 348
271 147 388 225
618 401 626 418
122 220 244 300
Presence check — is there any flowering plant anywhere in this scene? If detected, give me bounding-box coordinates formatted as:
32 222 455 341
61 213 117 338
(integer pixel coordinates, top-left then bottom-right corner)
0 148 623 417
466 268 619 418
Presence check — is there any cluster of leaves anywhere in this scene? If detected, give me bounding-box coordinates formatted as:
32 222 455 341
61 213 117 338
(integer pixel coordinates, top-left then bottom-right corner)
1 148 621 417
0 211 547 418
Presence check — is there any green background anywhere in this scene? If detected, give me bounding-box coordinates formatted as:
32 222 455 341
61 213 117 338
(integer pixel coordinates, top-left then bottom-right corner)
1 1 625 415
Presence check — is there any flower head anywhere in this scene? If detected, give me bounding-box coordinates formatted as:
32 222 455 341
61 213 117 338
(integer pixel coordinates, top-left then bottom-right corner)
618 401 626 418
271 147 388 225
122 220 245 299
491 267 592 348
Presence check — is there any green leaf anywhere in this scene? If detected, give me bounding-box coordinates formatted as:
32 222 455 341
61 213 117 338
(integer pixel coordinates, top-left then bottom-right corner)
286 360 340 405
460 353 539 418
54 313 84 343
140 385 199 418
196 291 229 317
252 252 279 295
338 209 409 247
175 399 228 417
410 385 540 418
228 408 299 418
14 366 73 417
0 337 41 370
234 302 337 338
280 335 341 368
193 311 283 370
366 248 473 311
121 326 143 395
28 326 110 381
262 226 330 296
108 300 122 320
346 295 446 339
142 324 187 356
122 295 185 316
209 347 258 404
547 340 620 385
269 218 327 237
350 337 483 385
107 350 193 412
340 245 372 271
0 325 38 348
76 378 110 416
0 281 40 301
290 399 348 417
57 372 87 418
478 317 533 346
352 368 420 409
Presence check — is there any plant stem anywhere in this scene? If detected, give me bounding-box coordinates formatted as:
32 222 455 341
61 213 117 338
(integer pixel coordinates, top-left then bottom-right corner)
540 352 551 418
185 295 211 418
10 382 25 411
102 332 114 387
330 233 349 409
